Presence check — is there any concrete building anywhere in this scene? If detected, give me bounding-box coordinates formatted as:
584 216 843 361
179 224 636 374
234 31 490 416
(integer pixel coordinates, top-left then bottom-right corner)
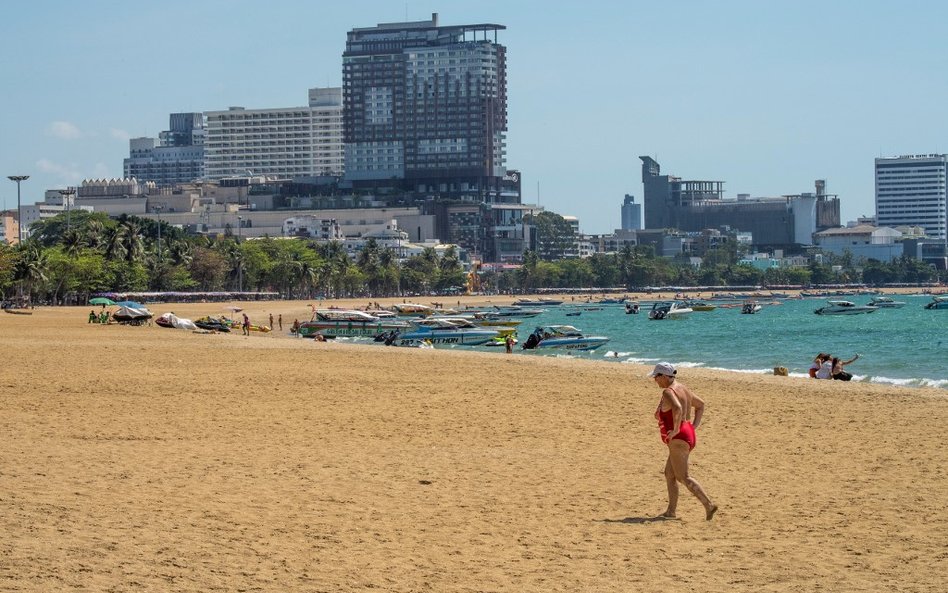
640 157 840 250
875 154 947 241
1 210 19 244
813 225 904 261
124 113 205 186
204 87 344 180
621 194 642 230
343 14 509 201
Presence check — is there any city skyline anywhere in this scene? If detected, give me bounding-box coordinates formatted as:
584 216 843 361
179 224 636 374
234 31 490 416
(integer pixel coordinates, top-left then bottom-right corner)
2 0 947 234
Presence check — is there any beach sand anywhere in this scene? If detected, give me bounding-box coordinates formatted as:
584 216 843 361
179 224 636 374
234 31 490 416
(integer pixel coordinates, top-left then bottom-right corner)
1 301 946 592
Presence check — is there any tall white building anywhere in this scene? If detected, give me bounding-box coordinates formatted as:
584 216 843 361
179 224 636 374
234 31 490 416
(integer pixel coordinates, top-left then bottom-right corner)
875 154 947 241
204 87 344 180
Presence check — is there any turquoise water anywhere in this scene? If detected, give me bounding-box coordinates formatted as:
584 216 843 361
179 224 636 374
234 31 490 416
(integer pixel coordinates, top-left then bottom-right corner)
506 295 948 389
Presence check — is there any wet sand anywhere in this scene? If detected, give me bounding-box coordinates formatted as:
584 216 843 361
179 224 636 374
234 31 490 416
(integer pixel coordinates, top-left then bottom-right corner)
1 301 946 592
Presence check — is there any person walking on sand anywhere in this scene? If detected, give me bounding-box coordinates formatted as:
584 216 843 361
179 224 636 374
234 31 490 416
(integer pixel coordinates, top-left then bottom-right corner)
269 313 274 330
278 314 283 331
648 362 718 520
242 313 250 336
504 334 514 354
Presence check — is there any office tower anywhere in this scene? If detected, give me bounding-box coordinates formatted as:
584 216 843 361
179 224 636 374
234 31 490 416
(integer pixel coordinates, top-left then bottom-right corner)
124 112 205 186
343 13 508 201
621 194 642 230
204 88 344 180
875 154 947 241
640 156 840 250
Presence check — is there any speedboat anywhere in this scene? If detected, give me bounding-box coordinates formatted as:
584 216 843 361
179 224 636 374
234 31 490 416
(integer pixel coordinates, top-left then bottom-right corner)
869 296 906 309
648 301 693 320
514 297 563 306
685 300 717 311
924 295 948 310
395 317 499 346
298 309 409 338
520 325 609 351
390 303 436 317
493 306 545 318
741 301 762 314
813 300 878 315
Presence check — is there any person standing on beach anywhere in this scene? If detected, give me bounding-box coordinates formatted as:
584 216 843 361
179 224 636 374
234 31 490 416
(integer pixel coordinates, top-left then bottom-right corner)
649 362 718 520
269 313 274 330
278 314 283 331
242 313 250 336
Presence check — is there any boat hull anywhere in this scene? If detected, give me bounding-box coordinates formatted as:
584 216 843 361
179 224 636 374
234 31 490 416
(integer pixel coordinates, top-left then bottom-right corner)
535 337 609 351
298 320 407 338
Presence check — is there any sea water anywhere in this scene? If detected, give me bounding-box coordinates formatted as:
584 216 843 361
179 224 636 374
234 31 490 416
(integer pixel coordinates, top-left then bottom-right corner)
508 295 948 390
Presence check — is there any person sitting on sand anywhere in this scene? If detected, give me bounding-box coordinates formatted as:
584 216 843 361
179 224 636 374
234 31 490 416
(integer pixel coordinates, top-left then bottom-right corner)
832 354 859 381
648 362 718 521
809 353 828 378
815 354 835 380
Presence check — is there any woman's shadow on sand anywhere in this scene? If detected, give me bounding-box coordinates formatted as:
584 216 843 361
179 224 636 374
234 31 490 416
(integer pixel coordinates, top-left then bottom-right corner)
600 515 679 525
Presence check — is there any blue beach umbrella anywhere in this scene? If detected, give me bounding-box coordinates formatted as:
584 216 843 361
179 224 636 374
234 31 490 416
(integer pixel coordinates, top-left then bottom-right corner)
115 300 146 309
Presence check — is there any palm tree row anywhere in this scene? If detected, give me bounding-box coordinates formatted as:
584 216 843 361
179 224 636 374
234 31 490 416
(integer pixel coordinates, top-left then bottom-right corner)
0 211 468 305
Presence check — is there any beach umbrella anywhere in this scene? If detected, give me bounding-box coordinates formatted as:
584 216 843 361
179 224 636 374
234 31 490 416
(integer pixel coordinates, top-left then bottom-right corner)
115 300 145 309
89 297 115 306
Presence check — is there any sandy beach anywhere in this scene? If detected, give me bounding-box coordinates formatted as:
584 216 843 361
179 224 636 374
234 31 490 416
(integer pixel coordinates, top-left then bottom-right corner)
1 300 946 592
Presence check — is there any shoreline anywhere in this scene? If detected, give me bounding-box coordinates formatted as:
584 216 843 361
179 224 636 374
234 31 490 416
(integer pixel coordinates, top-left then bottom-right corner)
65 295 948 391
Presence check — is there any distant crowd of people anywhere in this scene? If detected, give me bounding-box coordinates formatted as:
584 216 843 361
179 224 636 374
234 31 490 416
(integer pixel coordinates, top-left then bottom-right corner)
809 352 859 381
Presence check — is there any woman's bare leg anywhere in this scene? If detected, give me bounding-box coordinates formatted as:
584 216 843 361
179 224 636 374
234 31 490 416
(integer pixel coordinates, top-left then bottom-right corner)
662 455 679 517
668 440 718 520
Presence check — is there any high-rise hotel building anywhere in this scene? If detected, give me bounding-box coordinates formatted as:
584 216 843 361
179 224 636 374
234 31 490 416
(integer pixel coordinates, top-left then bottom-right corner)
204 88 344 180
875 154 947 241
343 14 509 201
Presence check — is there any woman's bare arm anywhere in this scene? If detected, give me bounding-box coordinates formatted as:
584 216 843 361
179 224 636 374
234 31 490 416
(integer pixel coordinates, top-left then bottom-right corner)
691 393 706 429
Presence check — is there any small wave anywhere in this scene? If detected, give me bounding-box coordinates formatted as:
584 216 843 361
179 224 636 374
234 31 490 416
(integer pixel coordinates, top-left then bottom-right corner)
673 361 706 369
858 375 948 389
620 356 660 364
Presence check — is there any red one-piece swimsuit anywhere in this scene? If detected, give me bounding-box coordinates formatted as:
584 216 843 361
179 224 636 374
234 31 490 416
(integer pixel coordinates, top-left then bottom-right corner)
657 407 696 450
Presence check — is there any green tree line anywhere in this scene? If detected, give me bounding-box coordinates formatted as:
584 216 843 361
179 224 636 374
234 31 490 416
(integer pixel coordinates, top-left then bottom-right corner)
0 211 942 304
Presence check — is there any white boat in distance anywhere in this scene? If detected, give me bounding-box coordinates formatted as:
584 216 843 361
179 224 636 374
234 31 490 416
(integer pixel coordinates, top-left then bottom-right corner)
648 301 694 320
868 296 906 308
521 325 610 351
741 301 763 314
396 317 499 346
493 306 545 318
813 300 878 315
514 297 564 306
924 295 948 310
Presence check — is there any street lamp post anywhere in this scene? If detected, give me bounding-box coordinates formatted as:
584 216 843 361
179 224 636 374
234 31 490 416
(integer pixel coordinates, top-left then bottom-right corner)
237 215 243 293
58 187 76 234
152 205 164 263
7 175 29 243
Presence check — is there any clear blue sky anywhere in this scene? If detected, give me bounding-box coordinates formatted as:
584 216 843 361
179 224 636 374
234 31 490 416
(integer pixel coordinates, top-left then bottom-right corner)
2 0 946 234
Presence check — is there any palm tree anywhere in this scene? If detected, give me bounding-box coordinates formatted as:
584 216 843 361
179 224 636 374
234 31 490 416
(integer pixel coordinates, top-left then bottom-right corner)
119 219 146 264
12 243 48 304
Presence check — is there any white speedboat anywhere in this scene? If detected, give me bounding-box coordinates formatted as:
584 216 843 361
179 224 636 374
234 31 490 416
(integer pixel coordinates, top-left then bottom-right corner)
493 306 545 318
924 295 948 310
395 317 499 346
868 296 906 308
741 301 762 314
813 300 878 315
648 301 693 320
298 309 409 338
521 325 609 351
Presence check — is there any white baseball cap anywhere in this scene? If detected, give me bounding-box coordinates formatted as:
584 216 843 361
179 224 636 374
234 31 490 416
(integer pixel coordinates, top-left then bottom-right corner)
648 362 677 378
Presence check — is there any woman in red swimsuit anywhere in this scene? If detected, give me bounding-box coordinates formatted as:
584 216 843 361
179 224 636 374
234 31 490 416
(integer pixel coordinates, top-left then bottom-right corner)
649 362 718 520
